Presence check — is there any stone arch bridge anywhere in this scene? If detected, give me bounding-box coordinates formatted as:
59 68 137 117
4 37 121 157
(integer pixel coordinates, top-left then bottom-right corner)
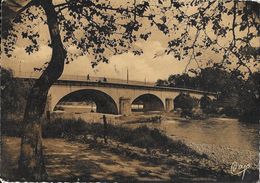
45 77 217 116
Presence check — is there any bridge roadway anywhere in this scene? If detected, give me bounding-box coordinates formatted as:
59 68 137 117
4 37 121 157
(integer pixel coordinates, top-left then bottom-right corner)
16 73 217 115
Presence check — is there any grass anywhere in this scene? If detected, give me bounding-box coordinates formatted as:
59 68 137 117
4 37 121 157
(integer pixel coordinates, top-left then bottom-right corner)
2 117 197 155
42 118 196 155
42 118 87 138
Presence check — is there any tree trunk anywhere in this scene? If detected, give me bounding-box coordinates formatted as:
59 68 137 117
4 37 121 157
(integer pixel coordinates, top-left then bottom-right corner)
18 0 67 180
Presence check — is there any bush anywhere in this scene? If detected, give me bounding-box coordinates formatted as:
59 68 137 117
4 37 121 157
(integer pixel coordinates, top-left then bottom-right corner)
174 93 197 117
3 117 198 155
1 68 34 121
42 118 87 138
200 95 212 113
239 103 260 123
41 118 194 154
106 125 196 154
109 126 170 149
221 107 241 117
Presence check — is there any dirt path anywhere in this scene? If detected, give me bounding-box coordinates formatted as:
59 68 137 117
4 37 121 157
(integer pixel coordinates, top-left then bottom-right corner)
44 138 169 181
1 136 256 182
1 137 169 181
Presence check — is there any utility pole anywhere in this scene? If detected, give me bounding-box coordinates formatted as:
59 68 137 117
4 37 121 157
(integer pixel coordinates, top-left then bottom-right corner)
127 67 129 84
19 60 22 76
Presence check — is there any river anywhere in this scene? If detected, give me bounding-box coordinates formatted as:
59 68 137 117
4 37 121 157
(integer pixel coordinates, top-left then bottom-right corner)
147 118 258 152
124 116 259 169
55 108 258 153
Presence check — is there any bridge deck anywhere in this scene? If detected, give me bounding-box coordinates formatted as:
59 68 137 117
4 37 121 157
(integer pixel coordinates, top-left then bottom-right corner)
54 79 217 96
15 72 218 96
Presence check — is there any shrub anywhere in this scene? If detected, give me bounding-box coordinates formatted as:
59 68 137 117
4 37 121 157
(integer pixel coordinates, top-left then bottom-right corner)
1 68 34 121
42 118 195 154
42 118 87 138
200 95 213 114
239 105 260 123
174 93 197 117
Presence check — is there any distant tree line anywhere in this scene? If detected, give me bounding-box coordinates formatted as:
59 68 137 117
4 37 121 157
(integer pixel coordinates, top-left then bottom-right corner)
157 67 260 123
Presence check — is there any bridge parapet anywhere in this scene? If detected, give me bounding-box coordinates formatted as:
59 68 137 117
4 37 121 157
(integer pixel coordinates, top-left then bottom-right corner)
14 72 218 98
14 71 155 86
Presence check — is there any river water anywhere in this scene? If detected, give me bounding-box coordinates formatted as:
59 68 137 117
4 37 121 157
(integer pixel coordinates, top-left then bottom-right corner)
144 118 258 152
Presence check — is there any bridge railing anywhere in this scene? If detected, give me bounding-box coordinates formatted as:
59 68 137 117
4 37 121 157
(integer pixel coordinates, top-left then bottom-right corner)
14 71 217 96
14 71 155 86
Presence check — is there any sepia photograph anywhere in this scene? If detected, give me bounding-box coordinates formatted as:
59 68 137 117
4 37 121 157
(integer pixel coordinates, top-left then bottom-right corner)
1 0 259 182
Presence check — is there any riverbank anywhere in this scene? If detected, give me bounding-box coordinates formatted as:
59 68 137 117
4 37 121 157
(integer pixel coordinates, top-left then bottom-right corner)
1 134 257 182
51 111 166 124
1 114 258 181
121 114 259 175
0 135 248 182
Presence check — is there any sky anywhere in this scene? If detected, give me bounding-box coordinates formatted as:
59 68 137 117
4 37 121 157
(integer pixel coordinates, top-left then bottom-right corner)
1 0 259 82
2 37 200 82
1 10 200 82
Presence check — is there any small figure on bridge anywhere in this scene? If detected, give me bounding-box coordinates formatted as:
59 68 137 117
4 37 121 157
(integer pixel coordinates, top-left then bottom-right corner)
103 77 107 82
87 74 90 80
102 115 108 143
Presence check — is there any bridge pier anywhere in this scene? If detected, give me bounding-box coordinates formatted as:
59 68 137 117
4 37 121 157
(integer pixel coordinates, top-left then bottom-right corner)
165 98 174 112
119 97 131 116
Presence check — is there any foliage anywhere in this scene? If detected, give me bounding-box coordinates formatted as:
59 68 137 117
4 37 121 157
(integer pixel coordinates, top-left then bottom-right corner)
174 93 197 117
158 67 260 122
200 95 213 114
2 1 259 122
199 67 231 92
0 67 34 120
198 68 246 117
168 73 200 89
3 0 151 66
42 118 87 138
2 0 259 178
156 79 168 87
41 118 194 154
2 0 259 72
238 72 260 123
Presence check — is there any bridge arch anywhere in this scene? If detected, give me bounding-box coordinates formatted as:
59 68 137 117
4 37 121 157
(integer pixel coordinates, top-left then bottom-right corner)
52 89 118 114
131 93 164 112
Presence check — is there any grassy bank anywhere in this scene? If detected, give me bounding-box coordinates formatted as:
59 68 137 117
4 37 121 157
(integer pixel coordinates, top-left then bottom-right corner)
1 118 200 156
42 118 200 156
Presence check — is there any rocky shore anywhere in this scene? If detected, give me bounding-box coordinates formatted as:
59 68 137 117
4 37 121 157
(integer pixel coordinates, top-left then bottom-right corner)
186 142 258 169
